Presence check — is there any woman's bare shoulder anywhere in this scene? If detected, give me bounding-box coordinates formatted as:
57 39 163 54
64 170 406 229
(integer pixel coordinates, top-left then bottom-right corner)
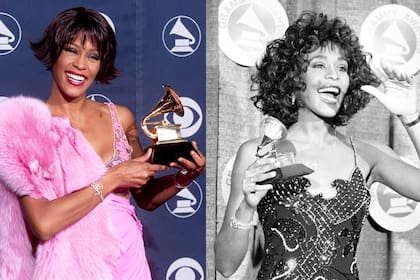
97 101 136 130
238 137 261 153
231 138 260 171
352 137 400 170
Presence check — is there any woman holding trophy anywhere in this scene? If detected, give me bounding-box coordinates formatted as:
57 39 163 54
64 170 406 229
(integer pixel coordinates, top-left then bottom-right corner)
0 7 205 279
215 11 420 280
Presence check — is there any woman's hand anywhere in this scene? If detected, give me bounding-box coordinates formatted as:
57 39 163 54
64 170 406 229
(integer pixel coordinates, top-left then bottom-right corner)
169 141 206 186
106 149 168 190
361 59 416 115
242 157 278 209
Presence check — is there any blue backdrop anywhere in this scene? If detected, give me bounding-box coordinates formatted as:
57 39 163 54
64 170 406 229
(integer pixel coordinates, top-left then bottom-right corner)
0 1 206 279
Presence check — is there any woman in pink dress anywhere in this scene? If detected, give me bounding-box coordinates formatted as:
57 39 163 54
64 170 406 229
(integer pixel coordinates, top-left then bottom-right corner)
0 7 205 279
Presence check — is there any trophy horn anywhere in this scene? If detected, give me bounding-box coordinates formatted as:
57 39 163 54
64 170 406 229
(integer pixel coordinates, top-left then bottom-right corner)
141 85 184 139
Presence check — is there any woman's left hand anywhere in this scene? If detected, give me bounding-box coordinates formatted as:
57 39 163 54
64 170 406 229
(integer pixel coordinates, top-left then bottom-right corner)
170 141 206 186
361 59 416 115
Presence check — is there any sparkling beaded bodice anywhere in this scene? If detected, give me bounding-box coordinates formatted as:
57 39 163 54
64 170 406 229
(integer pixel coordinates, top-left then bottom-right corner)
257 161 370 280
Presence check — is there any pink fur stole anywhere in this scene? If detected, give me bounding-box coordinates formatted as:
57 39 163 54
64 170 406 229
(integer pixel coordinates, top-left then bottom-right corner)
0 96 120 279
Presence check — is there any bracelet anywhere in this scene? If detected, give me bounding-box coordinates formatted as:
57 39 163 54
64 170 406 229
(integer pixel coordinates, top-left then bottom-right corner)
399 112 420 127
90 182 104 201
174 171 192 189
229 212 254 230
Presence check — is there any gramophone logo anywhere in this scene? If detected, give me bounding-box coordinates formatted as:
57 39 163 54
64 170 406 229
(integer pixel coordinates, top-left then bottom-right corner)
162 15 201 57
87 93 112 103
0 12 22 56
369 158 420 232
166 257 204 280
218 0 289 66
165 180 203 218
359 4 420 75
99 12 115 34
164 97 203 138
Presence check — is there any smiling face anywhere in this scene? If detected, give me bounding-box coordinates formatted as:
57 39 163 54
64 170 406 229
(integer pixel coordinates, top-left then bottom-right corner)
299 44 350 120
51 33 101 100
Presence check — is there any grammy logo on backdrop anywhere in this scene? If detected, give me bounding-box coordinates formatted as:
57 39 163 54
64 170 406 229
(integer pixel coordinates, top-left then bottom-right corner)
141 85 195 165
255 116 313 184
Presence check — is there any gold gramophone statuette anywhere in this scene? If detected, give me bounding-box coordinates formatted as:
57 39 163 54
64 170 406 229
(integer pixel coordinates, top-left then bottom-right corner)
141 85 195 165
255 116 313 184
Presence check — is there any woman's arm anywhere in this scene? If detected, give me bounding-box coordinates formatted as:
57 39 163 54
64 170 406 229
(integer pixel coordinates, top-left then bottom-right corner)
20 177 114 242
20 152 161 241
215 139 277 277
360 60 420 200
357 139 420 201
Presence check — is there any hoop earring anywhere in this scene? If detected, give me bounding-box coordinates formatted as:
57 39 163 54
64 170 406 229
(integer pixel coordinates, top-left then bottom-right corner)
291 94 296 105
342 101 348 111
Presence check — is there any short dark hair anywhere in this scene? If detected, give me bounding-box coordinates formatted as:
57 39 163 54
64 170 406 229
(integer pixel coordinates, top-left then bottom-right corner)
251 12 380 127
30 7 118 84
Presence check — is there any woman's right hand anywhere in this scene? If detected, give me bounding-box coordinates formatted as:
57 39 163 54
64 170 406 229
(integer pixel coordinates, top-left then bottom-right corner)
104 149 168 191
361 59 416 115
242 157 278 208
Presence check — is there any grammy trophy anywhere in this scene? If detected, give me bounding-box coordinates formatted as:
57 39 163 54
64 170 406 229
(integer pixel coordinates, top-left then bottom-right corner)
141 85 195 165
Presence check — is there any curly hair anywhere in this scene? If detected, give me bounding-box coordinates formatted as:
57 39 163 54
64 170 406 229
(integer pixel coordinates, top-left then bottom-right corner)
251 12 380 127
30 7 118 84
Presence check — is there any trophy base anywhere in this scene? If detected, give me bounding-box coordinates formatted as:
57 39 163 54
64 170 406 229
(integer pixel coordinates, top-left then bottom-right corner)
256 163 313 185
149 140 195 165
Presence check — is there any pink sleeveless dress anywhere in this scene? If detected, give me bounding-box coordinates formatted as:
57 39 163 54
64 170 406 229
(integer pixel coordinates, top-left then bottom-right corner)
104 103 152 280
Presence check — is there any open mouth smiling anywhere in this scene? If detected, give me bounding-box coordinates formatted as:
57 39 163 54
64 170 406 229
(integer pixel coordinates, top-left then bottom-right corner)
318 86 341 104
65 72 87 85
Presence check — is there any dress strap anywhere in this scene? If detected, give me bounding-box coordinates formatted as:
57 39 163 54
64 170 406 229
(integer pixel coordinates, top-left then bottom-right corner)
105 103 133 167
348 136 358 167
106 102 123 139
